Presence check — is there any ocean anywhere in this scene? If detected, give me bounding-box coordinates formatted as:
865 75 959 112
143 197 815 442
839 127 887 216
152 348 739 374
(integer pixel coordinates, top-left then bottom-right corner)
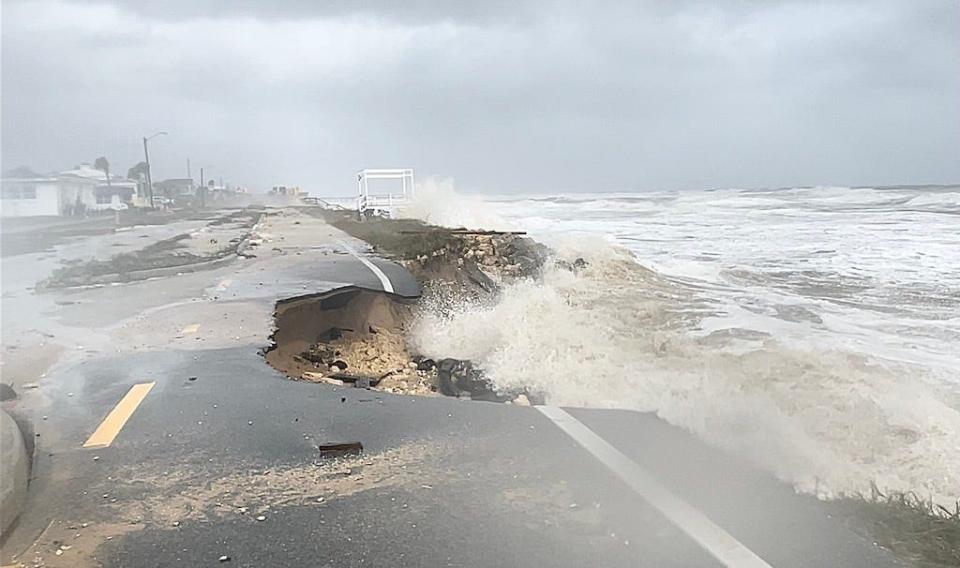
403 182 960 506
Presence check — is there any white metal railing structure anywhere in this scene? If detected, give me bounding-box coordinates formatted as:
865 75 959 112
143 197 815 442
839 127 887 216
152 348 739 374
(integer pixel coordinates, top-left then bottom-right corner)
304 196 356 210
356 168 415 216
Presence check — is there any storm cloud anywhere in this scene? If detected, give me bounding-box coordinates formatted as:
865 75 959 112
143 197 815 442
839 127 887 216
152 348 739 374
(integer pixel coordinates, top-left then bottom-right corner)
2 0 957 193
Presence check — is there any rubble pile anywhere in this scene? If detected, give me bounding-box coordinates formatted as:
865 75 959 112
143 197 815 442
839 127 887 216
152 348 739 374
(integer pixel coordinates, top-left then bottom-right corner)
408 232 548 283
295 327 439 395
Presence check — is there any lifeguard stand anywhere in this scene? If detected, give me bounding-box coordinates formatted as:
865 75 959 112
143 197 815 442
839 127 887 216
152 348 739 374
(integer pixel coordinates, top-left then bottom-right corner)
356 168 415 216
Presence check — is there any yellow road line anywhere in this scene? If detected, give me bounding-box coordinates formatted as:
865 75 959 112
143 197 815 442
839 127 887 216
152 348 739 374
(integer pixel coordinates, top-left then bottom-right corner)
180 323 200 335
83 382 156 449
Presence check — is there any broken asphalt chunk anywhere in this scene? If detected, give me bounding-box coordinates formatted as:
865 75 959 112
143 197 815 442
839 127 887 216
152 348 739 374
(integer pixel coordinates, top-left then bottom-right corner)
318 442 363 459
329 372 381 387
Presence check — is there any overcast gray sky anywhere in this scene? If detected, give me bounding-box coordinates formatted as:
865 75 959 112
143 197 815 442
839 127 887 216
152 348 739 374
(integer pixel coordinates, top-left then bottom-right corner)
2 0 958 194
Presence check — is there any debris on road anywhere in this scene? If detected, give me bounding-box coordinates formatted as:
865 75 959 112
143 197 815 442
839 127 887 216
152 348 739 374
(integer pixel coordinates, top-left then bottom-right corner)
318 442 363 459
300 371 343 386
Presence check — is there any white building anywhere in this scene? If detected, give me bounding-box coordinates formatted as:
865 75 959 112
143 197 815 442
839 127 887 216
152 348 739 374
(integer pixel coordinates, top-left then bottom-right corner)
1 164 138 218
0 176 61 217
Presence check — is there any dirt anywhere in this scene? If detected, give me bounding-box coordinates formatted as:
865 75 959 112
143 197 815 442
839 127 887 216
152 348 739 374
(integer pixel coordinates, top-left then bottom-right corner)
118 442 439 526
265 287 438 396
5 443 438 568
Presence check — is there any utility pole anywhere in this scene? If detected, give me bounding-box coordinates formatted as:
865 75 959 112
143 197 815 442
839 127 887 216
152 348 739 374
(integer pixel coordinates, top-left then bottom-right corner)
142 131 167 208
142 137 152 206
187 158 192 182
199 167 207 208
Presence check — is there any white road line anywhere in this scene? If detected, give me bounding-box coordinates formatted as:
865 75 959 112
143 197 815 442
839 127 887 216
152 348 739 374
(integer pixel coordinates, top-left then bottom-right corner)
339 241 395 293
537 406 772 568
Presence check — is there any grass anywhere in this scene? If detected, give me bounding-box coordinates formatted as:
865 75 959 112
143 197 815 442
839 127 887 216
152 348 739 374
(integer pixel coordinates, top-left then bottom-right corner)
829 486 960 567
309 209 462 260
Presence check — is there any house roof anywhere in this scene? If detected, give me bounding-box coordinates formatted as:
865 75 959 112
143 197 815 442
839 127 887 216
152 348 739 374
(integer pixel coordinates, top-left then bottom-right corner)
59 163 112 181
59 163 133 184
0 177 59 183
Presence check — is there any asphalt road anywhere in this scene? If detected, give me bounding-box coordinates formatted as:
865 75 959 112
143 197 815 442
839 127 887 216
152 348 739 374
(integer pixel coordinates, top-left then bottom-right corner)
0 207 903 567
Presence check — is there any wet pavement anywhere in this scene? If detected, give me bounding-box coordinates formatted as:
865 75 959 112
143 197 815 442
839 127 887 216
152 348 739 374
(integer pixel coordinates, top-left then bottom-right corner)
0 207 902 567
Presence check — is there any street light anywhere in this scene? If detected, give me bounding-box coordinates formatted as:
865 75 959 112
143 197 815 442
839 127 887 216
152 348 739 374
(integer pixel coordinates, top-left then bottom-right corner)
142 131 167 207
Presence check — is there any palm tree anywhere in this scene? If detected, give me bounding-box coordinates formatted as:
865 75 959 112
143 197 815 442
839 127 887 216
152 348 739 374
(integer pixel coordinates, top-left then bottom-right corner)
94 156 111 187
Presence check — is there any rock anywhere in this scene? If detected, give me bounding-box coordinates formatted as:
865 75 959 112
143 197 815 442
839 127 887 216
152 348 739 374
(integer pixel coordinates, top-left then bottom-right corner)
556 257 589 273
436 359 508 402
219 555 231 562
504 237 549 276
302 371 343 386
256 515 266 522
513 394 531 407
462 263 498 294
